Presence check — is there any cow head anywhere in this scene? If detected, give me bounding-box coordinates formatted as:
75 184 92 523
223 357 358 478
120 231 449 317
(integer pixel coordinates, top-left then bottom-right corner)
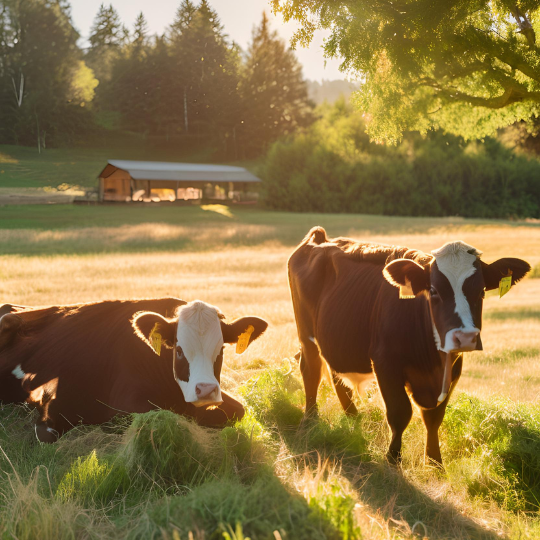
133 300 267 407
383 241 530 353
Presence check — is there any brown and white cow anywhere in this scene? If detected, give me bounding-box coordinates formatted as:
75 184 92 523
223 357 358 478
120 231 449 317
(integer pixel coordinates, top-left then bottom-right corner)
288 227 530 465
0 298 267 442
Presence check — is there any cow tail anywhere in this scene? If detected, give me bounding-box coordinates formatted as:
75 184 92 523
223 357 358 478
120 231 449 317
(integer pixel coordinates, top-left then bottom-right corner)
302 226 328 246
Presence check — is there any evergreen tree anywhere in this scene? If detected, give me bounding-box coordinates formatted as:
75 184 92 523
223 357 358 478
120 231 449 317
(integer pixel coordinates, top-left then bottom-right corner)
86 4 124 84
239 13 312 156
169 0 196 39
132 12 149 53
169 0 241 144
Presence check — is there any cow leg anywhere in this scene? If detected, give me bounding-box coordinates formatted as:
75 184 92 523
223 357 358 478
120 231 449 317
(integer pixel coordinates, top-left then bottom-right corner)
332 373 358 416
298 340 324 417
419 355 463 466
377 374 413 464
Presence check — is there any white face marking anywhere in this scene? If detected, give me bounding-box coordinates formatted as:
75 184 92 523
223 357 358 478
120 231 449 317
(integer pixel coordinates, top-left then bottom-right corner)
11 365 25 379
432 322 442 350
431 241 482 352
174 301 223 405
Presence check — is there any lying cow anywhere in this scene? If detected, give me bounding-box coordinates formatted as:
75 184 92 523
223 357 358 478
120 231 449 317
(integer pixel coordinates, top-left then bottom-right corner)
288 227 530 465
0 298 267 442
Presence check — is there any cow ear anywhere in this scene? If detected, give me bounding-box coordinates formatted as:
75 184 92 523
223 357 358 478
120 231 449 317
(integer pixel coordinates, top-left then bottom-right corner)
221 316 268 352
383 259 429 297
132 311 176 354
0 313 23 351
481 258 531 291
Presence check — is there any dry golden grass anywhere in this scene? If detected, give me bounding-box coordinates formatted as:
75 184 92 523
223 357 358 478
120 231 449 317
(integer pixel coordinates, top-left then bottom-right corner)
1 216 538 403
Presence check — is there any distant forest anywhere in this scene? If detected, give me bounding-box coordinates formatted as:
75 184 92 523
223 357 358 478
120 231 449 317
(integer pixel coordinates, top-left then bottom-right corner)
0 0 335 158
306 80 357 105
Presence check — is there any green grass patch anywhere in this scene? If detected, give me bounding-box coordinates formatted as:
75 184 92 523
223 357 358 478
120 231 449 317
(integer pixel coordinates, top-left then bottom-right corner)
240 366 372 460
5 376 540 537
444 393 540 511
484 308 540 322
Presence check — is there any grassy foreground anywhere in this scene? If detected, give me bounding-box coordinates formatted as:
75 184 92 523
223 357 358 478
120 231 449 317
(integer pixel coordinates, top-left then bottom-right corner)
1 206 540 539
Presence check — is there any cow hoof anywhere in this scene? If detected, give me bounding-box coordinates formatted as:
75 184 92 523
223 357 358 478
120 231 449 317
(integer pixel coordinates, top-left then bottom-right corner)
344 406 359 417
425 456 444 471
35 424 59 443
386 451 402 467
299 411 319 429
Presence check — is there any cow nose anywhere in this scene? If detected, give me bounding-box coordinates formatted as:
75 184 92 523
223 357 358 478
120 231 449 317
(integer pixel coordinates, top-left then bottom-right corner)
195 383 218 399
453 330 479 351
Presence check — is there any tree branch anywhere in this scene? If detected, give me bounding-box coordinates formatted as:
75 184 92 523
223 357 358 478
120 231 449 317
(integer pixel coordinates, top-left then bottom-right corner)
511 5 536 48
430 85 540 109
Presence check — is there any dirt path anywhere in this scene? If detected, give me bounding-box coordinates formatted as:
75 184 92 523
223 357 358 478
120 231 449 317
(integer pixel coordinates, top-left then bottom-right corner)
0 187 84 205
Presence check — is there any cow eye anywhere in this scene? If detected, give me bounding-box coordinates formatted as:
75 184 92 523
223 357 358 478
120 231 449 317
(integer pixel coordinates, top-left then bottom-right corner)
429 287 438 297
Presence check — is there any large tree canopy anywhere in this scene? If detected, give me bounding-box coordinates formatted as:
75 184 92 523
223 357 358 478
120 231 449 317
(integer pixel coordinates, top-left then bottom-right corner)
272 0 540 142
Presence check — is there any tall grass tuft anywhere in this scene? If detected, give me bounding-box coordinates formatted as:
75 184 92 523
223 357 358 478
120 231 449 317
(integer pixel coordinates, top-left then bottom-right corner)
444 393 540 511
121 410 228 488
240 366 372 460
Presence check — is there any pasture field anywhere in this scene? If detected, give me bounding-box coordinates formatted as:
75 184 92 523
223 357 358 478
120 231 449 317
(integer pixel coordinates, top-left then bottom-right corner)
1 205 540 539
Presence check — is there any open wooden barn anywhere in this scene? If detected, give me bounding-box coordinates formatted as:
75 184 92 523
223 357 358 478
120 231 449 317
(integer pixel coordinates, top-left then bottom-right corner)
97 160 262 203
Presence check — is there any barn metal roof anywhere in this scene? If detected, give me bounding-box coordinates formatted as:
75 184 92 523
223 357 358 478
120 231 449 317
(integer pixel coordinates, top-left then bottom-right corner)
102 160 261 183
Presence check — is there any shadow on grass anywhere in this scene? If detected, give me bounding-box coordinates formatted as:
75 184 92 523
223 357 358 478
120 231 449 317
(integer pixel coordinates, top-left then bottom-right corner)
2 205 540 257
240 368 505 539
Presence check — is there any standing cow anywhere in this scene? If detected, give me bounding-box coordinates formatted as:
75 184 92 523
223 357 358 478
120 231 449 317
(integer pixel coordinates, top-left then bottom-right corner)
0 298 267 442
288 227 530 465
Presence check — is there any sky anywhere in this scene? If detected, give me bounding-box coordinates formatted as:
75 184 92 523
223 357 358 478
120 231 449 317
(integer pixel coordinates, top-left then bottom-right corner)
70 0 348 82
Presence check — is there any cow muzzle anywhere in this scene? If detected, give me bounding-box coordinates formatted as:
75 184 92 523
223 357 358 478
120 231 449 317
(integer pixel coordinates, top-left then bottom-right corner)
191 382 223 407
450 330 480 352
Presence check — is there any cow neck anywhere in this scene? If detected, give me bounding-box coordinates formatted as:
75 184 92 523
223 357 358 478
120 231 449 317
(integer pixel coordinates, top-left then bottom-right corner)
404 294 453 408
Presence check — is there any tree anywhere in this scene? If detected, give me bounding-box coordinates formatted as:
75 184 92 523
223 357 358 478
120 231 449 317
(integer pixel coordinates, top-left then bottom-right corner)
168 0 241 145
0 0 96 147
86 3 125 84
238 13 313 156
272 0 540 142
132 12 149 54
169 0 197 38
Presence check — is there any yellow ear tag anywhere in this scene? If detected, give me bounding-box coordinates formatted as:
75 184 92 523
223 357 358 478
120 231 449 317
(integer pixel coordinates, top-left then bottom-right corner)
499 274 512 299
399 278 415 299
236 325 255 354
149 323 162 356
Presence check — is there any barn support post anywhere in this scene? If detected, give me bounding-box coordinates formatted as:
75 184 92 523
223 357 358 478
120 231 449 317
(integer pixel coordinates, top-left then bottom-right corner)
99 178 104 202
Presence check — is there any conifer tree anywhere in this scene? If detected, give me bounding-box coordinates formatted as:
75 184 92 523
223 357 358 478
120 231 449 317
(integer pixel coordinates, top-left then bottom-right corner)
169 0 241 142
86 3 124 84
132 12 149 53
239 13 312 156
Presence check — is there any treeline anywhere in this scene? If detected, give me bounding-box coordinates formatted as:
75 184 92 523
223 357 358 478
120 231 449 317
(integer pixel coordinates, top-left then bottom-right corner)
0 0 312 157
263 100 540 219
